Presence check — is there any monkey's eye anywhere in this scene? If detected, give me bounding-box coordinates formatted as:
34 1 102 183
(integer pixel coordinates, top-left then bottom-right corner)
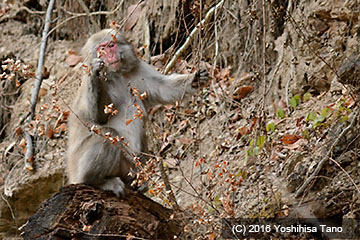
107 42 114 48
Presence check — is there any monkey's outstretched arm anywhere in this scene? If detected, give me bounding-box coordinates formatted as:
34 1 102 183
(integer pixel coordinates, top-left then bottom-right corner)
140 64 208 105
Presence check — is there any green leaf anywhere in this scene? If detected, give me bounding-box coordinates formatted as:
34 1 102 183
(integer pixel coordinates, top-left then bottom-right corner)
320 107 332 119
256 135 266 149
236 170 248 179
290 95 301 108
316 115 325 123
302 129 310 139
340 115 348 123
266 122 275 132
313 116 325 128
303 92 312 101
305 112 317 122
277 109 285 119
214 195 222 205
207 207 215 213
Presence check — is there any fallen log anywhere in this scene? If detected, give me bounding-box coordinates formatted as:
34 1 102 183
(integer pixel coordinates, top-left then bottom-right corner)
21 184 182 239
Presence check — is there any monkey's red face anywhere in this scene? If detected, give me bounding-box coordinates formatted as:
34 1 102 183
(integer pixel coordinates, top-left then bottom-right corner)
96 41 121 71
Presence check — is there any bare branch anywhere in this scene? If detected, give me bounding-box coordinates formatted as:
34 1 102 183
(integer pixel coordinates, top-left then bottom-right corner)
77 0 101 31
164 0 225 74
29 0 56 118
24 0 56 171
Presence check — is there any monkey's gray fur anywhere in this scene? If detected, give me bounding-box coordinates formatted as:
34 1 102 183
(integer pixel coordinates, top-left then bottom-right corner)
67 29 207 197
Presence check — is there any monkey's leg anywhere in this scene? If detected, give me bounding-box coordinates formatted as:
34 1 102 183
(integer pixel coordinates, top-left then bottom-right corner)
74 135 128 198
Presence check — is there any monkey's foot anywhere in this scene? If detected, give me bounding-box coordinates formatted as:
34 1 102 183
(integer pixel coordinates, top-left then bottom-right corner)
99 177 126 198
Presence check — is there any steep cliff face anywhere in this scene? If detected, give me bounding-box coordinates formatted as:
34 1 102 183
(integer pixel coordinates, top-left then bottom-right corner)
0 0 359 238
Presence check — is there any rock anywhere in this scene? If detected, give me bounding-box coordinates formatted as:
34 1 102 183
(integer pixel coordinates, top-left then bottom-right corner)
0 171 64 237
338 54 360 90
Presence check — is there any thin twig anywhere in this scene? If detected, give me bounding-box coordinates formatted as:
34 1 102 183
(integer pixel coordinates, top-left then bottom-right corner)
164 0 225 74
261 0 267 122
21 1 125 60
265 32 287 96
285 45 295 109
61 1 124 17
211 1 221 101
1 193 15 219
158 157 179 210
143 11 151 62
23 127 34 171
328 157 360 195
77 0 101 31
295 108 360 197
0 6 46 23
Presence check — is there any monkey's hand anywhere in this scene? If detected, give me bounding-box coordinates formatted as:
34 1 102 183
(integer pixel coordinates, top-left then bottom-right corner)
191 69 209 88
90 57 105 76
131 181 149 193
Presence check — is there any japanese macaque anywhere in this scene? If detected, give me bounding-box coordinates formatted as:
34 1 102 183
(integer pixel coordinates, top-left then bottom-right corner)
67 29 207 197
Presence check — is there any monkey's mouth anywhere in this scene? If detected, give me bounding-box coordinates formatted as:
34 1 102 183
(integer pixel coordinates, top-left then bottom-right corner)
107 60 121 71
109 60 120 65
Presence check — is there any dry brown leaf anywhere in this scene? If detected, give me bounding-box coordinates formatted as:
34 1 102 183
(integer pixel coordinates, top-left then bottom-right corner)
184 109 197 115
233 86 253 100
296 116 304 127
38 88 48 99
281 134 302 144
126 119 133 126
55 123 67 133
46 127 54 139
250 117 258 130
41 66 50 79
66 51 83 67
215 66 231 80
237 126 250 139
15 127 22 136
124 4 143 31
62 110 70 122
345 96 355 107
207 232 217 240
279 99 287 108
283 139 307 150
110 21 121 30
178 137 192 145
82 225 91 232
149 105 162 115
